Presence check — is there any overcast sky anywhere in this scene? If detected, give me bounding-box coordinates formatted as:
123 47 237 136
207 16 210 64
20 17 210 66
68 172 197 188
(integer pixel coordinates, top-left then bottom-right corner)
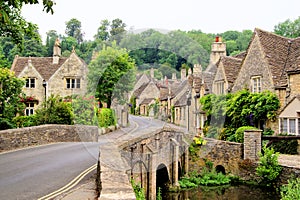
22 0 300 42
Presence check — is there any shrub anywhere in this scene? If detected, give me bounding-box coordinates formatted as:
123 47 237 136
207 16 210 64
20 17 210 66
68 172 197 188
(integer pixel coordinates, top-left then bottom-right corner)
269 134 298 155
235 126 258 143
256 146 282 186
98 108 116 127
280 178 300 200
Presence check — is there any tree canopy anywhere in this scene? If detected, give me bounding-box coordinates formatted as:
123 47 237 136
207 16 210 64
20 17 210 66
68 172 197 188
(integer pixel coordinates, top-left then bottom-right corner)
274 16 300 38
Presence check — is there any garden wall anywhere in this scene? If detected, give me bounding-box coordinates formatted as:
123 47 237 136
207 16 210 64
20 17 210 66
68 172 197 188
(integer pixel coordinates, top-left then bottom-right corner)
0 124 99 152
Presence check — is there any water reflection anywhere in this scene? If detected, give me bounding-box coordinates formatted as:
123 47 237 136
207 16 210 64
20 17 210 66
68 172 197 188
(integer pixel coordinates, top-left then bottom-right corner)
165 185 281 200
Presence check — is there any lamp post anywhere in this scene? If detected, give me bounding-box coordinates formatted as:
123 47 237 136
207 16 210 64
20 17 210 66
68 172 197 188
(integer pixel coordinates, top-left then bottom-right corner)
42 79 47 102
186 89 191 132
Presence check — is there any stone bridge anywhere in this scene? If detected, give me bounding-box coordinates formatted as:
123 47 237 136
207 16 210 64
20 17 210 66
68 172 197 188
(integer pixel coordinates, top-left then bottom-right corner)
119 127 189 199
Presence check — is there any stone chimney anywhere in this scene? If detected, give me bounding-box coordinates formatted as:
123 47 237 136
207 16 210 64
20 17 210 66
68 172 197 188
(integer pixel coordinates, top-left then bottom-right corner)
193 64 202 76
53 38 61 64
150 68 154 79
181 68 186 81
172 73 177 80
209 36 226 65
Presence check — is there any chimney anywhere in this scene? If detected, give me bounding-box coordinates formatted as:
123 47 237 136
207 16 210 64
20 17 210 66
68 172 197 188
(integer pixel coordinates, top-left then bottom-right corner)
193 64 202 76
172 73 177 80
181 68 186 81
150 68 154 79
53 38 61 64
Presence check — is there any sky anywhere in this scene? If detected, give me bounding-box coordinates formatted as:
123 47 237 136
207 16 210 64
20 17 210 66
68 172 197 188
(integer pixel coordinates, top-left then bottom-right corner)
22 0 300 42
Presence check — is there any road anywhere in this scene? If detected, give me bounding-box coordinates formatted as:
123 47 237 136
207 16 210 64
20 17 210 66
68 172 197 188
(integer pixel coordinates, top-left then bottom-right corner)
0 142 101 200
0 115 170 200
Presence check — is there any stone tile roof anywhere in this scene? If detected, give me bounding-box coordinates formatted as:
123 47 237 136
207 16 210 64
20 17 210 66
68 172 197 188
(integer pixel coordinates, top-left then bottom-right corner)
140 98 154 105
220 56 243 85
159 86 169 100
11 56 68 81
286 37 300 73
174 93 187 107
133 83 148 98
254 28 291 86
233 51 247 59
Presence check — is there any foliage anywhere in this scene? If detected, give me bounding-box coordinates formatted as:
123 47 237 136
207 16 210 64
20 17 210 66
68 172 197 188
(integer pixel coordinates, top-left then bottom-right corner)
234 126 258 143
131 179 145 200
34 95 74 125
65 18 84 44
0 0 54 45
88 43 136 108
179 168 231 189
268 134 299 155
97 108 116 128
129 95 136 114
256 146 282 186
280 178 300 200
13 115 37 128
189 136 206 161
156 187 162 200
0 68 25 130
71 95 98 126
274 16 300 38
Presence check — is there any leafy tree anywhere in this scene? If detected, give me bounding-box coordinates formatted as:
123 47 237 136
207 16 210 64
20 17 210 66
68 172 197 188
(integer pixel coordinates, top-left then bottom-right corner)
110 18 126 44
274 16 300 38
94 19 110 41
65 18 84 44
45 30 59 56
0 0 55 45
0 46 10 68
88 43 136 108
71 95 98 125
34 95 74 125
0 68 25 129
60 36 78 55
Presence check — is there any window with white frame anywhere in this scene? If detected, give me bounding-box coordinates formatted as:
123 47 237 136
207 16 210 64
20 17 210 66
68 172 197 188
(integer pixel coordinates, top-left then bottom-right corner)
280 118 299 135
25 78 35 88
251 76 261 93
25 102 35 116
215 81 225 95
66 78 81 89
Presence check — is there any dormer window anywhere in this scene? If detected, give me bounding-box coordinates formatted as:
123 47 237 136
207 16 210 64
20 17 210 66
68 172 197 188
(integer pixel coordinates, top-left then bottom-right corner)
25 78 35 88
251 76 261 93
66 78 81 89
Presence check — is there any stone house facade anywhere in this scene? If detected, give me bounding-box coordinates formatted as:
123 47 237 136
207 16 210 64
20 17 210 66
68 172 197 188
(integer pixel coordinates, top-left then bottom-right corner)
11 39 88 115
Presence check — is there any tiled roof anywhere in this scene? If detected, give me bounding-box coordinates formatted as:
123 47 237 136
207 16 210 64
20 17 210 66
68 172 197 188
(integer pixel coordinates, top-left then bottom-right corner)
140 98 154 105
133 83 148 98
11 56 68 81
286 37 300 73
220 56 243 85
233 51 247 59
174 93 187 107
255 28 291 86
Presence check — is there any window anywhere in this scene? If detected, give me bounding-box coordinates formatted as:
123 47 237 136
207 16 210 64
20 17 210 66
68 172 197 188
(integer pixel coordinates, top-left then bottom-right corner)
215 81 225 95
25 78 35 88
25 103 34 116
252 76 261 93
280 118 299 135
66 78 80 89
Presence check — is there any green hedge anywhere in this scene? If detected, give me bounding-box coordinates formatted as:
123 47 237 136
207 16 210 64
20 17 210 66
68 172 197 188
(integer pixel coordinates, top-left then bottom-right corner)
98 108 116 128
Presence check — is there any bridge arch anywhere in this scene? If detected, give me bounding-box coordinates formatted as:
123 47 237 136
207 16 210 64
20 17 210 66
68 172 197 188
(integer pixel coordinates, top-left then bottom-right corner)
156 163 170 195
215 165 226 174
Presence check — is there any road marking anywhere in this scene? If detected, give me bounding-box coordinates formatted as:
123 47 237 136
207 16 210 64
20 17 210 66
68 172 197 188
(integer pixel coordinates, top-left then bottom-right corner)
38 163 97 200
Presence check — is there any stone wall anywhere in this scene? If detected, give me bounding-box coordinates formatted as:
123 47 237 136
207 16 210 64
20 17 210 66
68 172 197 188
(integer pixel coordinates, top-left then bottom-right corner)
190 138 243 175
0 124 98 152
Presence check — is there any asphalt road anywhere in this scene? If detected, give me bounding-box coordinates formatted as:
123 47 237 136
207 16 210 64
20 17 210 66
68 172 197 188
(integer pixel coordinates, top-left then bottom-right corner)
0 115 172 200
0 142 101 200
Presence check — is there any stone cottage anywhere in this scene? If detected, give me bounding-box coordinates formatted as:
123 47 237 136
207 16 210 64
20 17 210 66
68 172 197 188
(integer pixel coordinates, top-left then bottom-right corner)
11 39 88 116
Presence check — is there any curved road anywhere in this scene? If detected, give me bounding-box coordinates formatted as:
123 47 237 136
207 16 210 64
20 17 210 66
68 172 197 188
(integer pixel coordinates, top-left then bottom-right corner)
0 115 169 200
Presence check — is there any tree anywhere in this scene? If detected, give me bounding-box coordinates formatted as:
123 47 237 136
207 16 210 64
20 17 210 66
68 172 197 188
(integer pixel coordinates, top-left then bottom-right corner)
65 18 84 44
0 0 55 45
88 43 136 108
0 68 25 129
274 17 300 38
94 19 110 41
45 30 59 56
110 18 126 44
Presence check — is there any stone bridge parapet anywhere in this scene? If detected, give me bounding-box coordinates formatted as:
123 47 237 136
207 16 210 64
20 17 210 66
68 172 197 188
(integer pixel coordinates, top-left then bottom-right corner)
0 124 99 152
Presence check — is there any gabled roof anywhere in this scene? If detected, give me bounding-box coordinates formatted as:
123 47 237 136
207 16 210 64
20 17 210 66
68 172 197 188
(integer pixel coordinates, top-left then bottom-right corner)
254 28 291 86
220 56 243 85
133 82 148 97
140 98 154 105
286 37 300 73
279 95 300 115
11 56 68 81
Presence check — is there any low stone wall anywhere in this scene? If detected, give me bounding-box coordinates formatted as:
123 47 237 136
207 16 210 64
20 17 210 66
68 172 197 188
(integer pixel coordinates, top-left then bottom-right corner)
0 124 99 152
